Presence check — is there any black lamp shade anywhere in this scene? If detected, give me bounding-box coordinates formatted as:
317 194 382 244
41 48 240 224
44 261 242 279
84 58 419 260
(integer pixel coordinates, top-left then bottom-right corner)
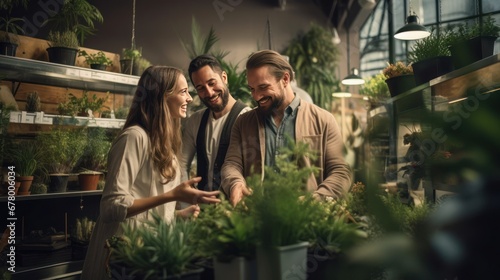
394 15 430 40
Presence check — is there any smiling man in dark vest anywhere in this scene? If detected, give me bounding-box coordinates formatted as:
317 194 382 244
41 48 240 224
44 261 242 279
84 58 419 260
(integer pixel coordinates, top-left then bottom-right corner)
180 55 250 194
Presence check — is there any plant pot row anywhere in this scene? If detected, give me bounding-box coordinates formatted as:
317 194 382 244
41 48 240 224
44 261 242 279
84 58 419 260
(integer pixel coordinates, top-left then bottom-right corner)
386 35 497 98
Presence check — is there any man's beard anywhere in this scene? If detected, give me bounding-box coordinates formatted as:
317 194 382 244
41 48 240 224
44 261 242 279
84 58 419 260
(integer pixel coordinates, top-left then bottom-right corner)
202 86 229 113
256 88 285 117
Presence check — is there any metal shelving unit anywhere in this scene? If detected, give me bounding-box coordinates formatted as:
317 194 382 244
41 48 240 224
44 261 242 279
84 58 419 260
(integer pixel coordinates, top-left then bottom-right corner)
0 55 139 94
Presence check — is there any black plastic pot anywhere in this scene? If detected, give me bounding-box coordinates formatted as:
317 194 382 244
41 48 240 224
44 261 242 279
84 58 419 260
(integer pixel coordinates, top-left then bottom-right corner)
47 47 78 66
90 63 107 70
449 36 497 69
412 56 454 86
385 74 416 98
48 174 69 193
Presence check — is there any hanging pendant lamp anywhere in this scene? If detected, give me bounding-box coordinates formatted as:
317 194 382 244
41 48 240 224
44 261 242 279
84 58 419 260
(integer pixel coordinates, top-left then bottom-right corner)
394 0 430 40
342 68 365 85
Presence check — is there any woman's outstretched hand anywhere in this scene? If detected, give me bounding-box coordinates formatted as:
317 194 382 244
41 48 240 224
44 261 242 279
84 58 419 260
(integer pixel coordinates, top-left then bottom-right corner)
172 177 221 205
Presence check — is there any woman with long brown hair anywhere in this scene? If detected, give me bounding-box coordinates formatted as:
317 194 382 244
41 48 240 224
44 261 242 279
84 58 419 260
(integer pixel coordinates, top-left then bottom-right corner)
82 66 220 279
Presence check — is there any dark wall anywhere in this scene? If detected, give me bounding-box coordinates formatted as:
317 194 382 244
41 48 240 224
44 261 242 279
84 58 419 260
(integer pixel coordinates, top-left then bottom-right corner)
18 0 331 71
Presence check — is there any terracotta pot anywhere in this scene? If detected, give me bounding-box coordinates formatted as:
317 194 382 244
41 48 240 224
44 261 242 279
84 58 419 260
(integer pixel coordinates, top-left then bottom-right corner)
17 176 34 195
78 173 101 191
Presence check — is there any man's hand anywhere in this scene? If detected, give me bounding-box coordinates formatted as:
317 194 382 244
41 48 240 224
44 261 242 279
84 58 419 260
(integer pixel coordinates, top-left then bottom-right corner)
229 183 252 207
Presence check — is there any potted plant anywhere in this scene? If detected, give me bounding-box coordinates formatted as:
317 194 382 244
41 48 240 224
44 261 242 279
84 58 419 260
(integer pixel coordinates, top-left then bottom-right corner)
0 0 28 56
25 91 41 112
71 217 95 260
36 127 86 193
448 16 500 69
77 127 111 191
106 215 204 279
382 61 416 97
57 91 109 117
43 0 103 65
9 141 41 195
244 141 320 280
303 196 367 280
359 73 390 108
120 47 142 75
30 182 48 194
78 50 113 70
408 29 454 86
194 200 257 280
46 30 80 65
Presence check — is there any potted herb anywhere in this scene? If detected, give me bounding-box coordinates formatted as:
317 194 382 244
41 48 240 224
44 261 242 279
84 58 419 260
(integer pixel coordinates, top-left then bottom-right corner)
107 215 204 279
78 50 113 70
43 0 103 65
120 47 142 75
244 141 320 280
77 128 111 191
9 141 41 195
304 196 367 280
448 16 500 69
0 0 28 56
408 29 454 85
57 91 109 117
360 73 390 107
194 200 257 280
36 127 86 192
382 61 416 97
46 30 80 65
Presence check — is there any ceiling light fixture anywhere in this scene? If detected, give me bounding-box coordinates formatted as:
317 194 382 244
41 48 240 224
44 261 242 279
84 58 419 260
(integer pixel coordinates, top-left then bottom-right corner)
394 0 430 40
341 28 364 86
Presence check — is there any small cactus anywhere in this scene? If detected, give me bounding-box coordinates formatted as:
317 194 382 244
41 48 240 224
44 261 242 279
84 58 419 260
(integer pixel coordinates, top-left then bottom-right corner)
30 183 48 194
26 91 41 112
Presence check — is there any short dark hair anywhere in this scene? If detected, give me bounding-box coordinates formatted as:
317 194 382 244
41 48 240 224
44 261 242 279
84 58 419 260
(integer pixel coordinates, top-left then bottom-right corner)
245 50 294 82
188 55 224 84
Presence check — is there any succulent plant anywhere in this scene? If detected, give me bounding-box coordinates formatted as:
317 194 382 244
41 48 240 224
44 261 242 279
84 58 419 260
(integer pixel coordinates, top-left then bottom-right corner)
25 91 41 112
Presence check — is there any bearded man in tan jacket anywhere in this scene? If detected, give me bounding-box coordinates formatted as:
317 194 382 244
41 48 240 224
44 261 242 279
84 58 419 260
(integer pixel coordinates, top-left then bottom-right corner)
221 50 352 206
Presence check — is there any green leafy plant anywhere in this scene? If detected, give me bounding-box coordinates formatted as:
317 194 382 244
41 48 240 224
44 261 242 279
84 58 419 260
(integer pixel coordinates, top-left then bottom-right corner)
58 91 109 116
30 183 48 194
25 91 41 112
283 22 340 110
9 141 41 176
408 29 452 63
78 127 111 172
303 194 367 256
359 73 390 104
0 0 28 43
193 199 257 262
36 127 86 174
42 0 103 46
47 30 79 49
122 48 142 60
107 214 198 279
244 140 320 248
180 17 228 61
78 50 113 66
